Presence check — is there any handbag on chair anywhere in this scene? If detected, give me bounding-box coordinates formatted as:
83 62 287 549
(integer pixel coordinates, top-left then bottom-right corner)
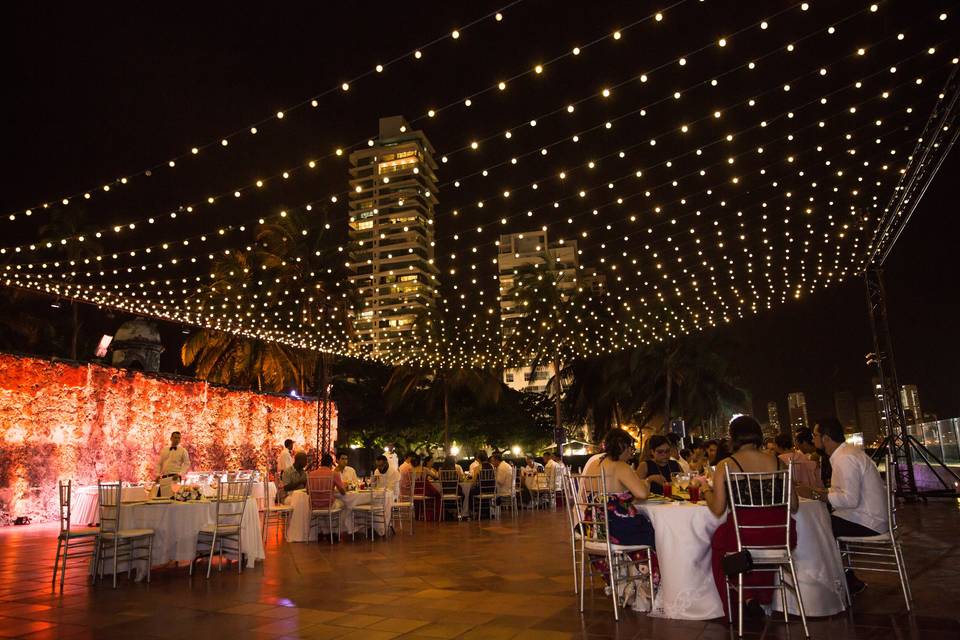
721 550 754 577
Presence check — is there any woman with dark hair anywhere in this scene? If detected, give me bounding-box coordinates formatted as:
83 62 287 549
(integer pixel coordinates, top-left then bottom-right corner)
636 434 683 495
582 428 654 547
700 415 798 620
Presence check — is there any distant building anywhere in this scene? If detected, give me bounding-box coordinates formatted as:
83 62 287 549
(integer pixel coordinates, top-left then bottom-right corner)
787 392 809 430
857 395 882 445
900 384 922 425
871 377 890 437
498 230 579 393
347 116 439 357
834 391 859 434
110 318 164 372
767 401 782 435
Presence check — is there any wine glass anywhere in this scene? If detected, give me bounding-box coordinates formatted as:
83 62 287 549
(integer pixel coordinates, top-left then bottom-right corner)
678 473 691 492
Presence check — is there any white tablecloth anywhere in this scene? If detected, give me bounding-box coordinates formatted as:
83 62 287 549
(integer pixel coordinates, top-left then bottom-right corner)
772 500 847 616
94 497 264 579
639 499 846 619
71 486 151 526
285 489 394 541
250 482 277 510
640 500 726 620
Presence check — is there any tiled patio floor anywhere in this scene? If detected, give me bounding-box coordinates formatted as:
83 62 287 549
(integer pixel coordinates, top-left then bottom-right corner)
0 502 958 639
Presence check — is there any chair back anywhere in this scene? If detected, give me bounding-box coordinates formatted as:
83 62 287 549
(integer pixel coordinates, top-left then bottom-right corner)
571 473 613 549
477 468 496 496
438 469 460 497
414 470 429 499
261 474 272 512
307 473 336 510
399 468 414 499
97 481 123 535
724 464 793 552
213 479 252 530
57 480 73 534
496 466 516 497
367 488 388 510
559 466 578 529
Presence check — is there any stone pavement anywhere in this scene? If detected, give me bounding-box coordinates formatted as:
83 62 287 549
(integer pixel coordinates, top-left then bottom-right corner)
0 502 957 639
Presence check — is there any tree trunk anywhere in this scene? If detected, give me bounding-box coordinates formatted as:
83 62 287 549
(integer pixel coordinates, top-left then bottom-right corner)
554 352 563 456
70 302 80 361
663 360 672 434
443 378 450 452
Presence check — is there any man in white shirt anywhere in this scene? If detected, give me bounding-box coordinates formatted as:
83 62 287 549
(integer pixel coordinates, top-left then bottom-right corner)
277 439 295 475
336 451 359 487
373 454 400 496
798 417 888 595
491 452 514 498
155 431 190 497
666 433 692 473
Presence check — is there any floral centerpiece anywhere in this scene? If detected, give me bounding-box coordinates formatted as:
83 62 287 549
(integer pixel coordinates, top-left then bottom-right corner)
171 485 204 502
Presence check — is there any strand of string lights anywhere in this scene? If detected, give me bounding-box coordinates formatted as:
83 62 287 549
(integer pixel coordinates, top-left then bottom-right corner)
2 1 530 223
6 5 941 264
0 0 707 254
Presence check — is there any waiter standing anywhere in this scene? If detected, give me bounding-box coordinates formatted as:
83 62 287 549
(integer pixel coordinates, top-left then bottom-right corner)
155 431 190 496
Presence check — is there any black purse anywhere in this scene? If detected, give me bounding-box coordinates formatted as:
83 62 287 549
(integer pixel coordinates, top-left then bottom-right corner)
721 550 754 577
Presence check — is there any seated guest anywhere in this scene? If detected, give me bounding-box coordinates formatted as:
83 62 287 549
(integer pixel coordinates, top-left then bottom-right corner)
801 424 832 488
412 454 442 520
307 453 346 507
681 440 705 474
491 452 514 498
440 454 466 481
701 415 798 620
421 454 440 480
704 440 720 466
666 433 691 473
374 454 400 495
281 452 310 492
777 432 823 489
636 435 683 494
469 451 488 477
277 439 295 475
524 455 544 473
398 451 414 480
335 450 359 486
467 452 496 513
797 417 886 595
582 428 654 547
764 437 778 455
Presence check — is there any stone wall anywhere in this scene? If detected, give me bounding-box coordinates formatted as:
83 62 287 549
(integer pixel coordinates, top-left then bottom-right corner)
0 353 336 524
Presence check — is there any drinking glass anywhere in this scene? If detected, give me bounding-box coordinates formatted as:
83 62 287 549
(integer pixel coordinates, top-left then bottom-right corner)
679 474 691 491
662 481 673 498
688 484 701 503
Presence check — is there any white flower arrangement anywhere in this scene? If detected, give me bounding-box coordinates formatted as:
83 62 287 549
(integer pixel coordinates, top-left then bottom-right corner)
171 485 204 502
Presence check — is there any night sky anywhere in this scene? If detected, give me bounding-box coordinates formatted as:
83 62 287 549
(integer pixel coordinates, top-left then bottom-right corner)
4 1 959 419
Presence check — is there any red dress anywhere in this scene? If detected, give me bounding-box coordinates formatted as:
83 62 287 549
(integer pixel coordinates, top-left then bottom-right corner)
710 461 797 617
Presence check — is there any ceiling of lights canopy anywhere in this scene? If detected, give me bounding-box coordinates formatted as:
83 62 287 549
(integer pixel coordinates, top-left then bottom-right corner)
2 0 957 368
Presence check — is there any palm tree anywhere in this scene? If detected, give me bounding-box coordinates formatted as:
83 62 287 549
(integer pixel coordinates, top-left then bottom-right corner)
628 334 749 432
383 364 503 451
383 307 503 450
181 328 316 392
501 248 592 453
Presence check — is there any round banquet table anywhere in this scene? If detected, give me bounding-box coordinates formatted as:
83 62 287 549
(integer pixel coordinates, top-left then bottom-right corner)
71 486 151 526
638 498 846 619
285 489 394 542
91 497 264 580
